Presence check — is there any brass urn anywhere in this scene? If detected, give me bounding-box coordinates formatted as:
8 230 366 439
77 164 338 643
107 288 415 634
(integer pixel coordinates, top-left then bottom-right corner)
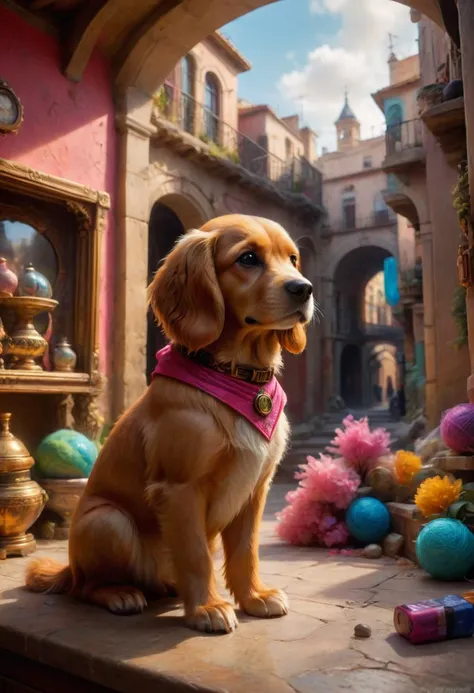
0 295 58 370
0 413 47 558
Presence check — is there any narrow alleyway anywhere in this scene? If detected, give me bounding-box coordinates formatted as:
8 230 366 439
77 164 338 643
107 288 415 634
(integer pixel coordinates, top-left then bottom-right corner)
0 485 471 693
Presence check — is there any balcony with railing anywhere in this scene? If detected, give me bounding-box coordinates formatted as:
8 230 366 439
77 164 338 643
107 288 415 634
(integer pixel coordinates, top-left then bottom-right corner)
153 87 323 207
383 119 425 174
322 209 397 235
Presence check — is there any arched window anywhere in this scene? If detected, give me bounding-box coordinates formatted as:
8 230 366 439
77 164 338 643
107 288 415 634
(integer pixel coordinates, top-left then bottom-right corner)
341 186 356 230
386 101 404 148
182 55 194 96
181 55 195 133
386 102 403 127
204 72 220 142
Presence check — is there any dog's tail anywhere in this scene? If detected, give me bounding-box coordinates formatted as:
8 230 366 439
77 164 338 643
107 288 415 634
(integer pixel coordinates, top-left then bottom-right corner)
25 558 73 594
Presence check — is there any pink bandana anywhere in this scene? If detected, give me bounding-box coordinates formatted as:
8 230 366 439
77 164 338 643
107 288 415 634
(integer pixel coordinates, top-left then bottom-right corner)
152 345 287 441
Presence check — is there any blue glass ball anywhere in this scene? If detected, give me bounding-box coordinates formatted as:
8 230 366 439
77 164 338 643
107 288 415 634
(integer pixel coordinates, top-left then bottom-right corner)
416 518 474 581
346 497 391 544
19 263 52 298
36 429 98 479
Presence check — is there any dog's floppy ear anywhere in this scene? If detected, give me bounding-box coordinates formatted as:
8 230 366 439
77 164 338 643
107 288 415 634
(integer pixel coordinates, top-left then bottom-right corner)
277 323 307 354
147 229 224 351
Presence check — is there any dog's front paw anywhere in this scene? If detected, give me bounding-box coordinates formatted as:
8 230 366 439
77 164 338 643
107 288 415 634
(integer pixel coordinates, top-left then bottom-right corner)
185 600 238 634
241 588 288 618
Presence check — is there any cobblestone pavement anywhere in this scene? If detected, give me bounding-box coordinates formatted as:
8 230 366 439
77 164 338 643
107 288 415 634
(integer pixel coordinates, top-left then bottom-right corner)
0 484 472 693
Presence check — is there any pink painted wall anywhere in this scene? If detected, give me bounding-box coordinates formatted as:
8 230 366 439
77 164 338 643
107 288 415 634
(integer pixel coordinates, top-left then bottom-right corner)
0 6 116 382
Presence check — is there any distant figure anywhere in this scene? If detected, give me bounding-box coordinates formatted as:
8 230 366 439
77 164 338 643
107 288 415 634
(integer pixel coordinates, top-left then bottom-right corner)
386 376 394 401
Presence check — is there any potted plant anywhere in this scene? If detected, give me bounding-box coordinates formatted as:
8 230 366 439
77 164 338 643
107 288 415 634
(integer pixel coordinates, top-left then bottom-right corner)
416 84 445 114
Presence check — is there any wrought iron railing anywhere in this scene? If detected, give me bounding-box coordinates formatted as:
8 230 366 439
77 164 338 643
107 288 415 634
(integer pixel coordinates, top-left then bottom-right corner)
154 86 323 206
324 210 397 233
385 119 423 157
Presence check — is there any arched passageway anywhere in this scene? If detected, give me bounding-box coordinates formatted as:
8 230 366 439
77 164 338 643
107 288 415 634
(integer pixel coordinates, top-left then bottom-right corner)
369 343 398 404
332 245 403 407
146 195 205 382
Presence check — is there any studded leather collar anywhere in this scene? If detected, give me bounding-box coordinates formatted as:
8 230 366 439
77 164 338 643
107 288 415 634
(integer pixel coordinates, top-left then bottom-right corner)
176 345 274 385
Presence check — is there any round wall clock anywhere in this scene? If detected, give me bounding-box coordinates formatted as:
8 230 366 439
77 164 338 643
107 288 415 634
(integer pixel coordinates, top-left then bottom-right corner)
0 80 23 135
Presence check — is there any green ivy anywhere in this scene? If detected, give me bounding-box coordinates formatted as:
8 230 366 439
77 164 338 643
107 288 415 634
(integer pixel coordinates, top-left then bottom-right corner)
199 134 240 164
452 285 468 348
153 87 169 113
452 159 470 233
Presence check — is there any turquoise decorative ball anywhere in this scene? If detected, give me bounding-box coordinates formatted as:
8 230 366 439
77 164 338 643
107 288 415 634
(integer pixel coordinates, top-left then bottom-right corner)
416 518 474 581
346 497 391 544
36 429 98 479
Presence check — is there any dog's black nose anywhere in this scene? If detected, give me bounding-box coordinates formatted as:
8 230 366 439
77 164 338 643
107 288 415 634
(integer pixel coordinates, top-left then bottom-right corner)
285 279 313 302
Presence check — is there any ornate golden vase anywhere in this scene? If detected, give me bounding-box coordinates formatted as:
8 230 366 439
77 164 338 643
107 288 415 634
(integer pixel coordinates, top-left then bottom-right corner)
0 295 58 370
0 413 47 558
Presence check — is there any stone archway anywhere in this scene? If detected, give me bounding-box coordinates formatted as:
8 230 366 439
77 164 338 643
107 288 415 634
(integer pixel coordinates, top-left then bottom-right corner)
112 0 445 95
331 244 400 405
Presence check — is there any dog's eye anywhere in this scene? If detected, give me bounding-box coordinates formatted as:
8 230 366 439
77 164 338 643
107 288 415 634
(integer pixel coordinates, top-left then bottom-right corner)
290 254 298 267
238 251 260 267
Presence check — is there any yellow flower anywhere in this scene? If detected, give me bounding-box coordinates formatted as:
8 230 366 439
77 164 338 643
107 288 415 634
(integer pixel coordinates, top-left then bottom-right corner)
415 475 463 518
394 450 422 485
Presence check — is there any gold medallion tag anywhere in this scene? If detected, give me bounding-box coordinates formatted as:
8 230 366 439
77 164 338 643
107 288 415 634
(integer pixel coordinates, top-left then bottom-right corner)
254 390 273 417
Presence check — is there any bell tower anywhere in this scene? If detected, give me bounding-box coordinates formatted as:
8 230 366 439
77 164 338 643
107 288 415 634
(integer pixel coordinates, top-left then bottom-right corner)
335 91 361 151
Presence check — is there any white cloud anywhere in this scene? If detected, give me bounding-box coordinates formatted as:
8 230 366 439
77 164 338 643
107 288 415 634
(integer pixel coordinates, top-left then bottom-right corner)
279 0 418 152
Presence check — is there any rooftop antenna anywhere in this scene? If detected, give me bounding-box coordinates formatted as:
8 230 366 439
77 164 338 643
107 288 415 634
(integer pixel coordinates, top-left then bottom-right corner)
388 33 398 60
297 93 306 122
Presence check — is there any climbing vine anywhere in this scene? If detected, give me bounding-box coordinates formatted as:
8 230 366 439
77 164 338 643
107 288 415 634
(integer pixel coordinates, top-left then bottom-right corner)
452 158 470 237
153 86 169 114
452 285 468 348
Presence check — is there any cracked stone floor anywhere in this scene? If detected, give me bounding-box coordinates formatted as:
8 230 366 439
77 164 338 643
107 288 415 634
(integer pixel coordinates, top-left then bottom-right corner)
0 484 472 693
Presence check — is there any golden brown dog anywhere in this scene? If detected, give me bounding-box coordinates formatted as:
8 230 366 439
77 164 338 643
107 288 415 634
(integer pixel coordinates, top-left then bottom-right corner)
26 214 314 634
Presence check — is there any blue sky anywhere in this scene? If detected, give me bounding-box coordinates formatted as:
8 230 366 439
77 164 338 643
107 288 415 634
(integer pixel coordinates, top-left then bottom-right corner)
223 2 340 118
222 0 418 151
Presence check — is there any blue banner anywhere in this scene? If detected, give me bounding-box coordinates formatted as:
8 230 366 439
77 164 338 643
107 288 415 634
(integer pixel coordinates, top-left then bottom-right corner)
384 256 400 307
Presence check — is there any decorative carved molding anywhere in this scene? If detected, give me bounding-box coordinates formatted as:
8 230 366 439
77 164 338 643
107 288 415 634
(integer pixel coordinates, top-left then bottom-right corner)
116 114 157 139
0 159 110 209
73 392 104 441
65 201 93 235
0 370 91 393
57 393 75 429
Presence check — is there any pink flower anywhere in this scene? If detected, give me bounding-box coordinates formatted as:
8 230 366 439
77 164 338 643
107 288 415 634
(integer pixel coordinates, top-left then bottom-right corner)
276 453 360 548
295 454 360 508
323 522 350 547
326 415 391 473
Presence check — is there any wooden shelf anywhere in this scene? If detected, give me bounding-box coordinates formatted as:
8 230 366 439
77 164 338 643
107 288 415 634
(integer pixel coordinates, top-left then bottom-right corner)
421 97 466 165
0 369 92 394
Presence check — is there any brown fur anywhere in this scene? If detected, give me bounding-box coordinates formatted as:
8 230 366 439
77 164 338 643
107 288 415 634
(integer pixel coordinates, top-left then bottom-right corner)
25 214 314 633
